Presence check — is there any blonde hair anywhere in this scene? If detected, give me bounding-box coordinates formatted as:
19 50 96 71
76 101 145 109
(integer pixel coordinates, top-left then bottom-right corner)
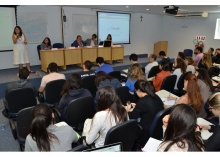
186 57 194 65
130 63 146 80
208 92 220 124
202 53 212 68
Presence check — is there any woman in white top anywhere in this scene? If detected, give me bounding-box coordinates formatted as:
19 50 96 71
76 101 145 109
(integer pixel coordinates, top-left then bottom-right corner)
86 86 130 148
25 104 78 151
12 26 32 72
185 56 196 74
173 58 187 90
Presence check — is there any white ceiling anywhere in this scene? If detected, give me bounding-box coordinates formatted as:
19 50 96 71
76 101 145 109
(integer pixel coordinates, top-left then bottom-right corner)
71 5 220 15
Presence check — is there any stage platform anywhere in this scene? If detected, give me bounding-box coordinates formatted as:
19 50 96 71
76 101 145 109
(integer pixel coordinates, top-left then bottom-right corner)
0 54 174 99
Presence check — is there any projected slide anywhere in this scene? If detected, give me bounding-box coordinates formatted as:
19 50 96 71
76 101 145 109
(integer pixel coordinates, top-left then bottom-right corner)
98 12 130 44
214 19 220 39
0 7 16 51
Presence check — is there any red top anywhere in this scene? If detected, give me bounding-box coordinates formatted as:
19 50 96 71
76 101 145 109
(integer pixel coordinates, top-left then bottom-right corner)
152 70 171 92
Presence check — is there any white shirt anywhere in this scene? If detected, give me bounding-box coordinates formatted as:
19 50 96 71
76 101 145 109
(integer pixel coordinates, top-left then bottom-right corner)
90 40 95 46
40 72 65 88
145 61 158 78
186 65 195 74
172 68 183 90
86 111 120 148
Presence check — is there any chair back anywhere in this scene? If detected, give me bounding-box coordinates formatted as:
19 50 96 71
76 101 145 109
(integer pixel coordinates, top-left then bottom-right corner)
169 62 173 71
108 71 122 82
115 86 131 105
183 49 193 57
82 75 97 97
66 96 95 127
16 106 34 144
177 71 192 92
37 45 41 60
148 66 161 78
208 66 219 78
53 43 64 48
6 88 37 117
104 120 139 151
160 75 177 92
148 107 173 140
44 79 66 104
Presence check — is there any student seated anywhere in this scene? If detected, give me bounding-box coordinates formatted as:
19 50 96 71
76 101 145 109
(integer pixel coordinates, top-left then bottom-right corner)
95 57 114 74
25 104 78 151
185 56 196 74
157 104 205 152
145 54 158 78
198 53 212 70
127 53 139 78
78 60 95 78
158 51 171 64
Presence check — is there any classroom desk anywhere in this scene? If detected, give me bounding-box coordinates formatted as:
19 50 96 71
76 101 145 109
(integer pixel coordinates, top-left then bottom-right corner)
212 76 220 82
40 49 65 72
97 47 112 64
81 47 98 64
112 46 124 63
64 48 82 67
156 89 179 108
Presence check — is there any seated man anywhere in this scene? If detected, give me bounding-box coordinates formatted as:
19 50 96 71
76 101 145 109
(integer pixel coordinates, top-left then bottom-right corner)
71 35 85 47
95 57 114 74
145 54 158 78
78 60 95 78
38 62 65 93
158 51 171 64
3 67 37 111
84 34 98 47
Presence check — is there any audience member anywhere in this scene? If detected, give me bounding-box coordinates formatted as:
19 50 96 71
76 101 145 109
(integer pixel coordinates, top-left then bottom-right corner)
170 73 206 118
125 63 146 94
158 51 171 64
78 60 95 78
208 47 214 57
85 34 98 46
71 35 85 47
94 71 121 106
198 53 212 70
95 57 114 74
195 68 213 103
145 54 158 78
85 86 128 148
157 104 205 152
152 61 171 92
194 46 204 67
3 68 37 113
127 53 139 78
173 58 187 90
38 62 65 93
129 80 164 147
212 48 220 63
25 104 78 151
199 92 220 151
185 56 196 74
59 74 92 121
177 51 185 60
41 37 52 50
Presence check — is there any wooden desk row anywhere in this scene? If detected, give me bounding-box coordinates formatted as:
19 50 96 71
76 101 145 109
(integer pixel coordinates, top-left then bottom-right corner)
40 46 124 72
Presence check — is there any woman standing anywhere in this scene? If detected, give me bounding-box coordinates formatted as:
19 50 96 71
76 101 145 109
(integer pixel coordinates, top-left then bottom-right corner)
12 26 32 72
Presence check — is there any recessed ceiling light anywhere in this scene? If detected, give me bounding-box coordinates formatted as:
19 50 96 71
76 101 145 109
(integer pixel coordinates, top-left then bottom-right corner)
146 9 149 11
126 6 129 8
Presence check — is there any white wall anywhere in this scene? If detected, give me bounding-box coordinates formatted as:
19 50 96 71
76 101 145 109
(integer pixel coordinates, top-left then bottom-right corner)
161 13 220 58
0 6 162 70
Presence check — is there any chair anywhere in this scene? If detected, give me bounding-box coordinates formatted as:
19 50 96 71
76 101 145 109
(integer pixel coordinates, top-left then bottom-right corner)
82 75 97 97
6 88 37 118
108 71 122 82
174 71 192 96
148 66 161 78
115 86 131 105
169 62 173 71
148 107 173 140
37 45 41 60
183 49 193 57
104 120 140 151
53 43 64 48
160 75 177 93
43 79 66 107
66 96 95 132
208 66 219 78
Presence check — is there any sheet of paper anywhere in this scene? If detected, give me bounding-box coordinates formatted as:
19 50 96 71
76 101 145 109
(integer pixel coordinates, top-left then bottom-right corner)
197 118 214 140
161 97 176 106
122 69 128 74
212 76 220 82
142 137 162 152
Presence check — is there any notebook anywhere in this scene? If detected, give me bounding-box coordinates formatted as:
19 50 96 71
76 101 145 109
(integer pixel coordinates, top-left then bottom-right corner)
197 117 214 140
142 137 162 152
83 142 122 152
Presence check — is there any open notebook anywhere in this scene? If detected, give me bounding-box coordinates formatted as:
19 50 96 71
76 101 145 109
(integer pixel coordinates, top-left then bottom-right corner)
142 137 162 152
197 117 214 140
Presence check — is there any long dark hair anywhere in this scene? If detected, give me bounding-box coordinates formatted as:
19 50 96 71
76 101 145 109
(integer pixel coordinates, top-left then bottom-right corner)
162 104 205 151
134 80 155 97
95 71 113 87
30 104 58 151
176 58 186 73
196 68 213 92
13 26 22 36
61 73 82 97
97 86 127 123
42 37 51 46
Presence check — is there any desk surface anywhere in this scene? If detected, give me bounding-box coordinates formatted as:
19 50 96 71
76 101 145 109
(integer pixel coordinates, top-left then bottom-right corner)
156 90 179 107
212 76 220 82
